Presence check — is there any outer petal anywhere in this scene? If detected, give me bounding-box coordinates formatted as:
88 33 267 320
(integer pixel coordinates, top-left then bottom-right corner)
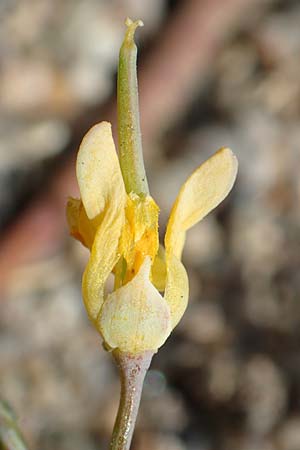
98 258 172 353
76 121 125 220
76 121 127 320
82 203 124 321
164 254 189 329
165 147 238 259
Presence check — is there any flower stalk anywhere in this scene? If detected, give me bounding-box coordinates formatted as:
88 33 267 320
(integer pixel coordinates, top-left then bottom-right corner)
110 351 153 450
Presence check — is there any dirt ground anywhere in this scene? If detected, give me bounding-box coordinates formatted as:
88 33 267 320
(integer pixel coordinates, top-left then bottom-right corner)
1 1 300 449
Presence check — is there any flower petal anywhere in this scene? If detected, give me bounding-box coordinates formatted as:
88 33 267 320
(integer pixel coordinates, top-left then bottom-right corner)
151 244 167 291
66 197 96 249
165 147 238 259
82 201 124 321
76 121 125 220
75 121 127 321
98 258 172 353
164 254 189 329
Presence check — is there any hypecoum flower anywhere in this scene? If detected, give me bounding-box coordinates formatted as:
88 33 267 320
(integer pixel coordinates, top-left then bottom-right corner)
66 19 238 355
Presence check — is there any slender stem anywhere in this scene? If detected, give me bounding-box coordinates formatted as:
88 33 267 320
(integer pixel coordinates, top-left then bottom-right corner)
110 350 153 450
117 18 149 196
0 400 29 450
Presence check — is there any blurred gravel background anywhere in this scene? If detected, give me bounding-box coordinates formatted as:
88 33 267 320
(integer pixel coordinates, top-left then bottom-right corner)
1 1 300 449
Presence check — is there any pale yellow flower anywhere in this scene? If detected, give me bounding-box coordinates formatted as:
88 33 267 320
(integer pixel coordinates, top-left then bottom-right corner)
66 121 237 354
